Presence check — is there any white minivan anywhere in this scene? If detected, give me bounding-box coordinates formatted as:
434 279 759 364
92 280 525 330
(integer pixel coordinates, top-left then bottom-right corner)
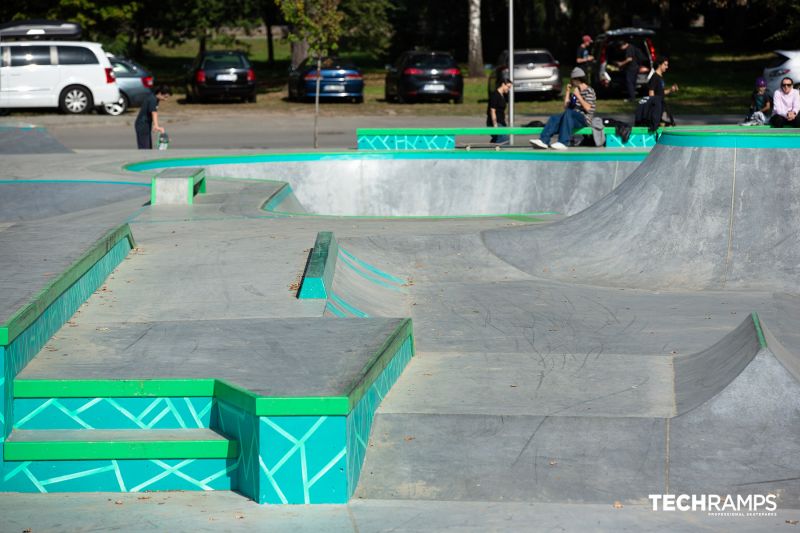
0 41 120 114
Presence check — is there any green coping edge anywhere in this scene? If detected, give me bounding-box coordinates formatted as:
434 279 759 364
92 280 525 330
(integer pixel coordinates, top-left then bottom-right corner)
4 438 239 461
660 129 800 149
0 224 136 347
298 232 338 299
13 319 414 416
752 312 768 349
124 150 648 173
345 318 414 411
356 126 657 136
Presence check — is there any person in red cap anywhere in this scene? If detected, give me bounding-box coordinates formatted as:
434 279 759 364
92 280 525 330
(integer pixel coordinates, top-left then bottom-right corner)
576 35 594 66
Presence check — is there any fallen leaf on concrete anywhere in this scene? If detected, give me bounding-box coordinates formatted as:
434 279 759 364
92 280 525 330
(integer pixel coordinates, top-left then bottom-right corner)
613 501 623 509
114 500 123 505
549 459 558 466
787 520 799 525
404 436 415 442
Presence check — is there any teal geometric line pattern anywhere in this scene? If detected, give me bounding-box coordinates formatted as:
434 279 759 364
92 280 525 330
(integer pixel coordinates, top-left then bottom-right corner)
2 457 236 493
337 250 405 292
357 134 455 151
328 293 369 318
214 399 258 501
346 335 414 496
324 301 347 317
607 132 658 148
1 238 132 441
14 397 213 430
259 415 347 504
338 247 405 285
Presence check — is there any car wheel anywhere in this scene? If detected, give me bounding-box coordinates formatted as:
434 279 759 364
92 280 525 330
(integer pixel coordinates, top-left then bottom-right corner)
454 96 463 104
354 96 363 104
60 85 93 114
397 94 406 104
103 93 129 116
247 94 257 103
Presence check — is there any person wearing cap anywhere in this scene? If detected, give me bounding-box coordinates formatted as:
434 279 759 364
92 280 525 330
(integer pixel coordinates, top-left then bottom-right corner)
741 77 771 126
576 35 594 66
769 77 800 128
487 77 513 144
530 67 596 151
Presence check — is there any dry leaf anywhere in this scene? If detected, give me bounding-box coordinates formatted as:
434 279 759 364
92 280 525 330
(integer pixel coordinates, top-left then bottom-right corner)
613 501 623 509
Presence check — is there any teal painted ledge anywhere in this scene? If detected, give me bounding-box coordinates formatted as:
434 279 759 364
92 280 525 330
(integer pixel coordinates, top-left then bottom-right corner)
298 232 338 299
660 128 800 148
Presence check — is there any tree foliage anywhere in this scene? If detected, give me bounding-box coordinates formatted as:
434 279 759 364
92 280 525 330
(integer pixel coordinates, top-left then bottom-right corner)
275 0 343 57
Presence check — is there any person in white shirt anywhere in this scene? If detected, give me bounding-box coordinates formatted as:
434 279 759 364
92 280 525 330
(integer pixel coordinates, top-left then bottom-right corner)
770 77 800 128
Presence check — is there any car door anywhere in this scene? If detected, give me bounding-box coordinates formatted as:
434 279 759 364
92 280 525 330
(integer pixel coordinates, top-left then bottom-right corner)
0 46 9 107
6 45 58 107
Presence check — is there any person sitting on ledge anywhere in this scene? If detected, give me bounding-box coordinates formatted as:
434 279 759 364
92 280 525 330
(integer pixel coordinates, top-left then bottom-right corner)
530 67 596 151
770 77 800 128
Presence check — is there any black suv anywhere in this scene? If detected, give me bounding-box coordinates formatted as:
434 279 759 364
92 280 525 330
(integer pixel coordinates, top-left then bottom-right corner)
592 28 657 97
385 51 463 103
184 50 257 103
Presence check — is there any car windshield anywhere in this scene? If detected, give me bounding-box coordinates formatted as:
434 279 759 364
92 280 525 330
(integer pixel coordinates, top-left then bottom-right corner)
514 52 553 64
408 55 456 69
202 54 246 69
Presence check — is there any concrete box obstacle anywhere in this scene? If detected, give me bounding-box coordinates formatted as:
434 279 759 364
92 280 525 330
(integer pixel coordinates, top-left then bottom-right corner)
150 167 207 205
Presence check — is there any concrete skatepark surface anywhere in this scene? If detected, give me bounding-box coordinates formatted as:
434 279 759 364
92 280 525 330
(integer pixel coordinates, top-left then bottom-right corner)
1 125 800 530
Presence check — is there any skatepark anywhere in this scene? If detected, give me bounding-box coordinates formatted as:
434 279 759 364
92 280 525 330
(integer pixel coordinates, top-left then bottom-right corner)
1 126 799 530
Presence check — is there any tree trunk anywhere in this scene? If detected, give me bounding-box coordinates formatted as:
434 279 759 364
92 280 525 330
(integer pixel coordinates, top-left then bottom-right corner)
261 2 275 67
467 0 484 78
199 33 207 55
291 39 309 69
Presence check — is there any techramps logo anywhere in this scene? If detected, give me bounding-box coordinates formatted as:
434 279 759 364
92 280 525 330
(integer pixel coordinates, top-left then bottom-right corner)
649 494 778 518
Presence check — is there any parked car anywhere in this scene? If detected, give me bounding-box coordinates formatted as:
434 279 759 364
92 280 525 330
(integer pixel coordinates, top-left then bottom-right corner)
288 57 364 103
103 55 154 115
592 28 657 97
385 51 463 103
763 50 800 95
488 49 561 100
184 50 256 103
0 40 119 114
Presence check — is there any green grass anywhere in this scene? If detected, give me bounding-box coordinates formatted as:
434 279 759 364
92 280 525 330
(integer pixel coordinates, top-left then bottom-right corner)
140 29 774 117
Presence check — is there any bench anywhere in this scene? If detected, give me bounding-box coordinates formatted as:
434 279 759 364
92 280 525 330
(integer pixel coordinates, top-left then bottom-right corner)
356 126 660 151
150 167 207 205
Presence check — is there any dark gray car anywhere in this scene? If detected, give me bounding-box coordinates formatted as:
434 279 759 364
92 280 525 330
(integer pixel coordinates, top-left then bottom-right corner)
103 56 154 116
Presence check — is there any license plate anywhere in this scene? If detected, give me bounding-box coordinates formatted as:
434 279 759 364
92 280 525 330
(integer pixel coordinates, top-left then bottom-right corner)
324 84 345 92
216 74 237 81
424 84 445 91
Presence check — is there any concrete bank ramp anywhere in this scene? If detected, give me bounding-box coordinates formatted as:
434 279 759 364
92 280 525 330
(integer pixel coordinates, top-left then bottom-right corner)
483 130 800 291
0 125 71 154
167 153 644 217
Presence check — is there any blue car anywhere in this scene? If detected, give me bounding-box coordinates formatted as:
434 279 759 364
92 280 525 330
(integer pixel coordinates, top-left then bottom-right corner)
103 55 154 116
288 57 364 103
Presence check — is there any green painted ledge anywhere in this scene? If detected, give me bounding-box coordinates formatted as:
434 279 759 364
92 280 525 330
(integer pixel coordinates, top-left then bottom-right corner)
4 437 238 461
661 128 800 148
298 232 338 299
14 318 414 417
356 126 658 136
0 224 136 346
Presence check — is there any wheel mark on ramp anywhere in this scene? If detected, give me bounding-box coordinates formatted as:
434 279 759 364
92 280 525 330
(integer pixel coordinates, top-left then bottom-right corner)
721 147 737 288
330 293 369 318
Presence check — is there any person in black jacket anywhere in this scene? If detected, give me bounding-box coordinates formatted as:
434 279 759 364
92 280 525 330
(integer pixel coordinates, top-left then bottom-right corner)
486 78 513 144
135 85 171 149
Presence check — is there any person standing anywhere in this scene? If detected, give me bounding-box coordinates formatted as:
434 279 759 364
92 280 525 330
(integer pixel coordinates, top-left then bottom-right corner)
530 67 596 151
648 57 678 98
487 78 513 144
769 77 800 128
135 84 171 149
576 35 594 66
616 41 640 102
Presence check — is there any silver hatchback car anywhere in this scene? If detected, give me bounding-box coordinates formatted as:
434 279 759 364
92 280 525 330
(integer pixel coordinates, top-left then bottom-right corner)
763 50 800 95
488 49 562 100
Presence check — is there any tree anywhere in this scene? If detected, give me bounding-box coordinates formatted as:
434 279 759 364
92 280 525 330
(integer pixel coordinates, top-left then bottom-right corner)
467 0 483 77
276 0 344 148
339 0 394 59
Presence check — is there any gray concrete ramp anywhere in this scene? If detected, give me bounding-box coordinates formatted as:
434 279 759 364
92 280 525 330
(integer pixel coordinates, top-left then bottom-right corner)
483 132 800 291
0 124 72 154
